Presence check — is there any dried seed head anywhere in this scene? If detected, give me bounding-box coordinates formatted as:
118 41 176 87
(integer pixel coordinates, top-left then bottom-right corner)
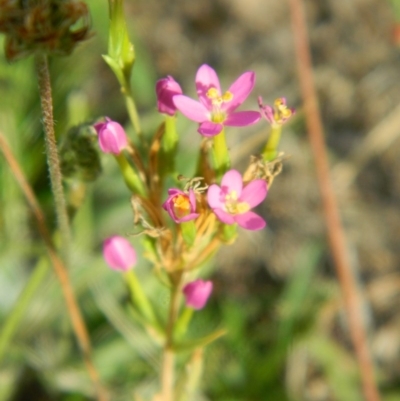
0 0 90 61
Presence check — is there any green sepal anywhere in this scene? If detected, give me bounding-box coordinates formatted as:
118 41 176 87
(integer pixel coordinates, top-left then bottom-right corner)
107 0 135 82
159 115 178 178
212 129 230 179
173 328 227 353
262 125 282 162
102 54 125 87
181 220 196 247
115 153 146 196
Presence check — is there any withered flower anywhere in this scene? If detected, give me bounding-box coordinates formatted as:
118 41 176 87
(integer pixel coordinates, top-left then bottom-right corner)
0 0 90 60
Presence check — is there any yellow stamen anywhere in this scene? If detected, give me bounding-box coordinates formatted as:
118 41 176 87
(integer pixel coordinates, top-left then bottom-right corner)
273 97 293 124
206 87 234 124
224 191 250 215
173 194 190 218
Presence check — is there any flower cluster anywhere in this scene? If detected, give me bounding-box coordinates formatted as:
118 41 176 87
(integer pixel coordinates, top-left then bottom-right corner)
98 63 293 321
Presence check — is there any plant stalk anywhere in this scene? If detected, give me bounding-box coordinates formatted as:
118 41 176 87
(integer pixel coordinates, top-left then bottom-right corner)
35 53 71 263
289 1 381 400
161 277 182 401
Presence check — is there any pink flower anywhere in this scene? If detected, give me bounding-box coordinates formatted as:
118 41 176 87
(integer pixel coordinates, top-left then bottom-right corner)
156 76 183 116
183 279 213 310
94 118 128 154
162 188 199 223
173 64 260 137
258 97 295 127
103 236 137 271
207 169 267 230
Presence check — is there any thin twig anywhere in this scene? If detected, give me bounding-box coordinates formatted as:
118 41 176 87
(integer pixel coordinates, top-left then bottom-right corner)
288 1 381 400
35 53 71 263
0 133 107 401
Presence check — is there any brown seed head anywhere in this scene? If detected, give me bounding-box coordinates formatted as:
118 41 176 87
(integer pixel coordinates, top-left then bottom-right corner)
0 0 90 60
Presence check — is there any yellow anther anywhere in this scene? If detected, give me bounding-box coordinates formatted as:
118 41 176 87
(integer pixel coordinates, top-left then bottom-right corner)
206 87 219 99
236 202 250 214
224 191 250 215
225 190 238 202
173 194 190 218
222 91 233 102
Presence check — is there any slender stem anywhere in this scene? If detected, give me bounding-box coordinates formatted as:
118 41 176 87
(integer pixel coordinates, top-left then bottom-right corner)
161 276 182 401
122 84 143 140
0 132 107 401
289 1 381 400
34 53 71 263
0 257 48 363
124 270 159 329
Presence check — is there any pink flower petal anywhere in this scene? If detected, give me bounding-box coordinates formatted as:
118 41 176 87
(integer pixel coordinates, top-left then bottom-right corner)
173 95 209 122
221 169 243 196
195 64 221 108
96 119 128 155
240 179 267 208
235 211 266 230
198 121 223 137
178 213 200 223
224 71 255 112
103 236 137 271
156 76 182 116
224 111 261 127
207 184 225 209
213 208 236 225
183 279 213 310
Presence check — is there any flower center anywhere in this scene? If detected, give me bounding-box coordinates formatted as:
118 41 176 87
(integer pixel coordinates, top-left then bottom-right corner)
224 190 250 215
206 87 234 124
273 98 293 125
173 194 191 218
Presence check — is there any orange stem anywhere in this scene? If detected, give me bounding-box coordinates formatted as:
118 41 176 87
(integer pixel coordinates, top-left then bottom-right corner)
288 1 381 400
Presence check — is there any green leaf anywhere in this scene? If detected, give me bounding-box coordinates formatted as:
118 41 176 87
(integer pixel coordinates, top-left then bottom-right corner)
173 328 227 353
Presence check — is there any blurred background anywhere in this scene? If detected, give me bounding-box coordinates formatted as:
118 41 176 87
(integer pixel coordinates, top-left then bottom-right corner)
1 0 400 400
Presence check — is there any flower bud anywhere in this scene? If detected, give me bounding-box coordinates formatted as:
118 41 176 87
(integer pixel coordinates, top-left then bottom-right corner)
94 118 128 155
156 76 182 116
162 188 199 223
103 236 137 271
183 279 213 310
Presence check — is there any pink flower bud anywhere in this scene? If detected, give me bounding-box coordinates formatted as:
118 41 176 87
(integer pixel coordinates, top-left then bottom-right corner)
183 279 213 310
103 236 137 271
162 188 199 223
94 118 128 154
156 76 182 116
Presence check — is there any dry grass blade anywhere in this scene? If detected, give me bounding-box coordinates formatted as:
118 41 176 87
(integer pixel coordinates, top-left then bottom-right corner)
288 0 381 400
0 132 108 401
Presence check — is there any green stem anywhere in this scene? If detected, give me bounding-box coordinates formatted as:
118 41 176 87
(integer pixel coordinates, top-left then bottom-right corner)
262 125 282 162
122 84 143 140
115 153 146 196
0 257 48 362
35 53 71 263
174 307 194 339
212 129 230 179
124 270 159 328
161 276 182 401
